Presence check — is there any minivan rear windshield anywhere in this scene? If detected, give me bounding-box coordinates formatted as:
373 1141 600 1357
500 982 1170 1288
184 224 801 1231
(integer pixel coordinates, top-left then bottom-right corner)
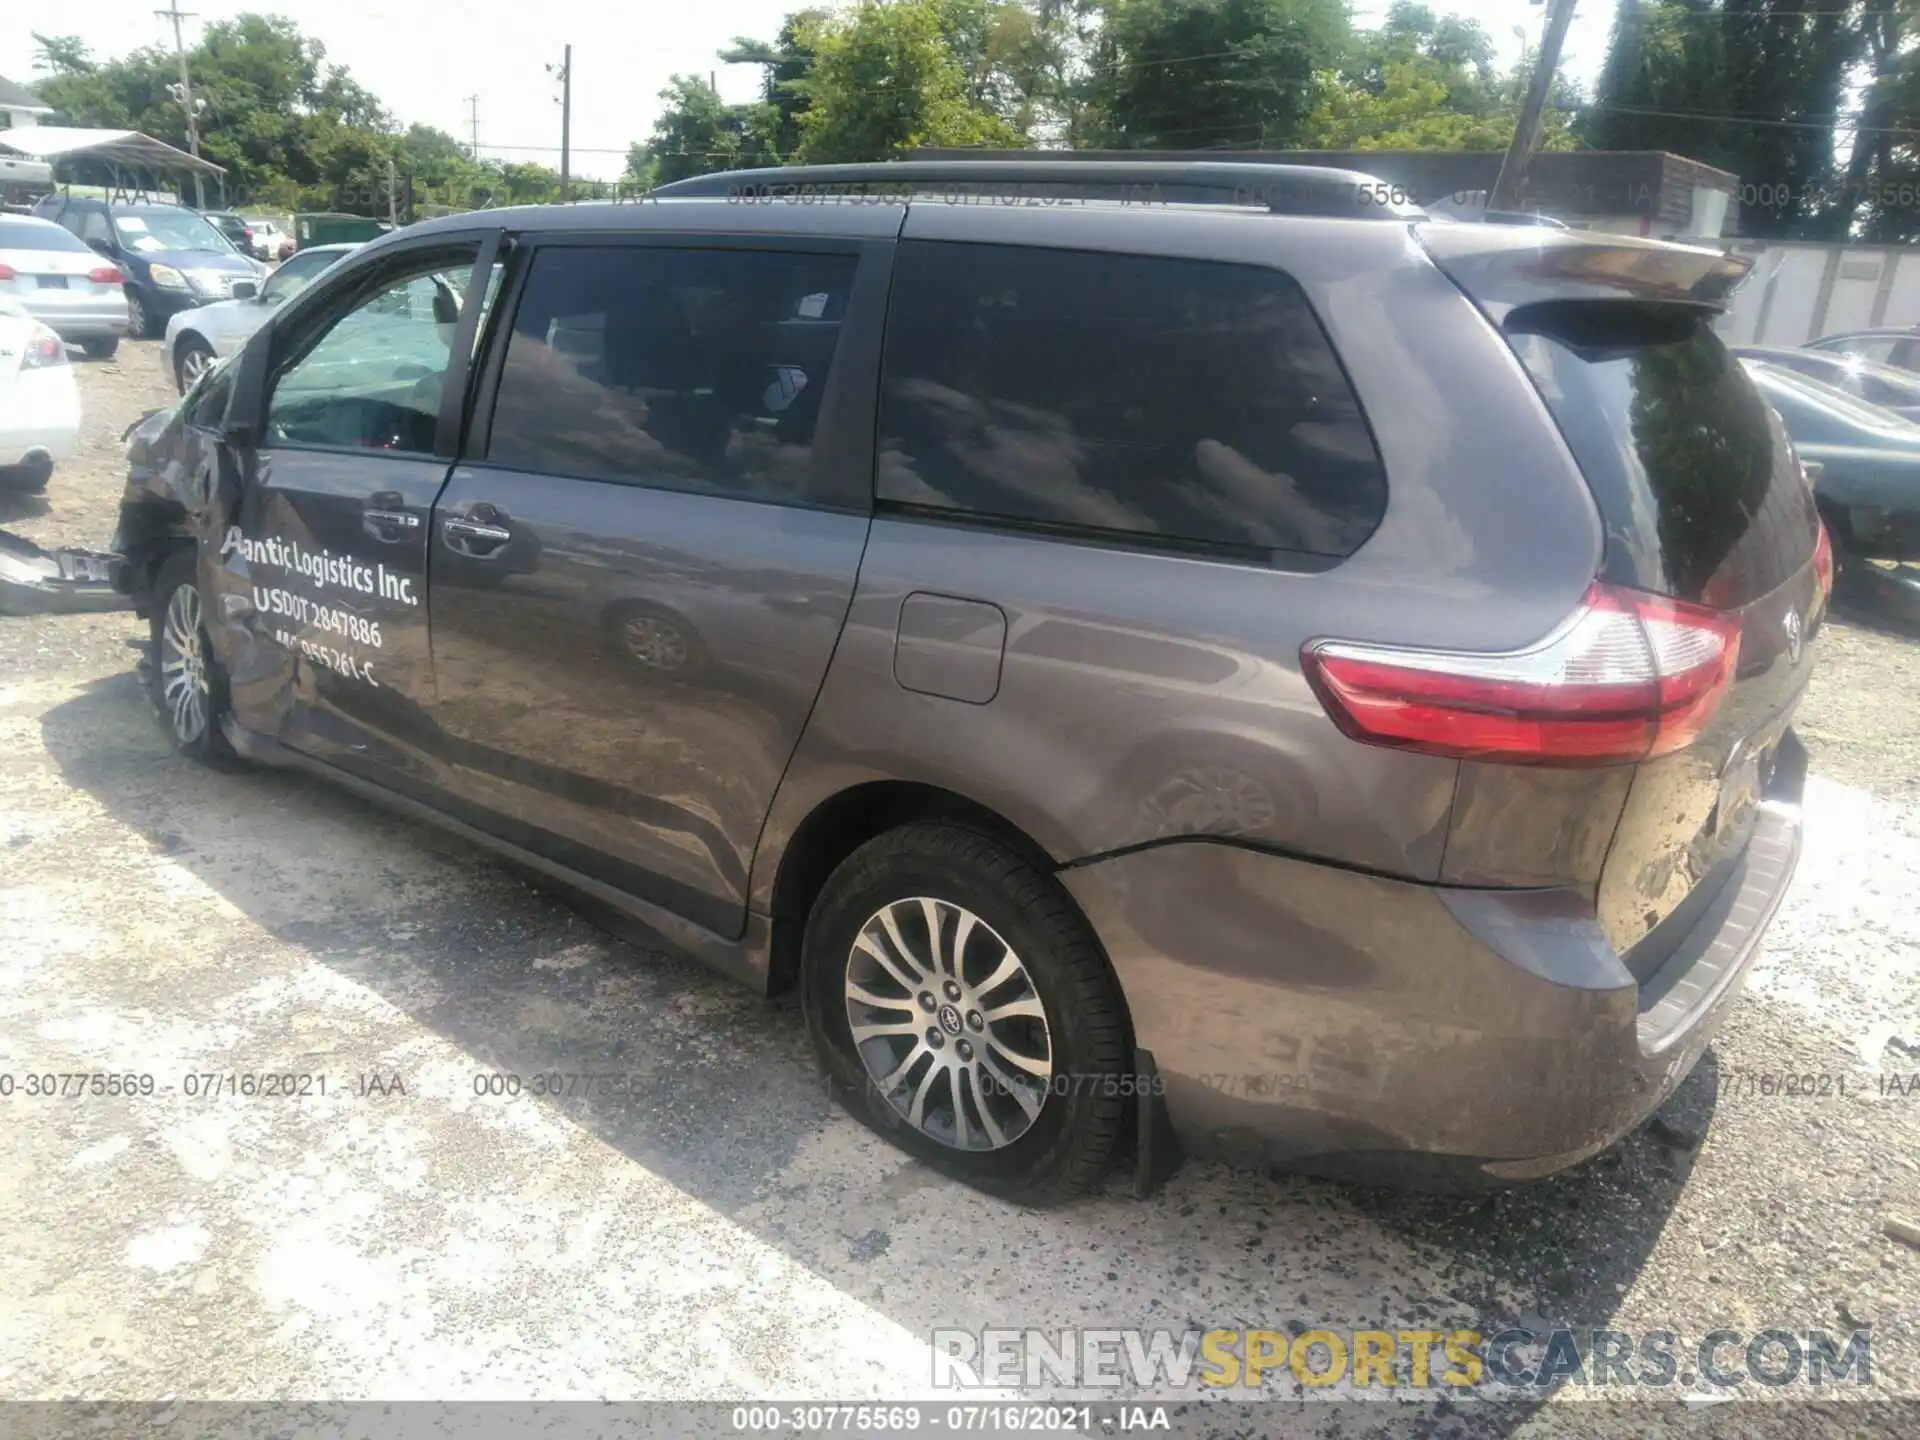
1504 300 1817 607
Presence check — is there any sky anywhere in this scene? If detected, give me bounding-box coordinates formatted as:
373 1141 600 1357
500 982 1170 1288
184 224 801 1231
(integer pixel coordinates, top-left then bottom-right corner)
1 1 1624 184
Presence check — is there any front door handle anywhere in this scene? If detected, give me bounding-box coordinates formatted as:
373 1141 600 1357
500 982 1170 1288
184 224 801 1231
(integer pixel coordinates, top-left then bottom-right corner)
443 517 512 557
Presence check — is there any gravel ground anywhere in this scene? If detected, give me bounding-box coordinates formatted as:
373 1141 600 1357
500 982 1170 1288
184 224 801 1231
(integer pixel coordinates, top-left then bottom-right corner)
0 343 1915 1438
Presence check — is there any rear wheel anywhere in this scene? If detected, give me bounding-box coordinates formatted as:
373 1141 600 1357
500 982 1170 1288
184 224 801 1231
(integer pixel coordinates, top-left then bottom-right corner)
80 337 119 360
802 823 1129 1206
174 336 215 393
150 549 235 765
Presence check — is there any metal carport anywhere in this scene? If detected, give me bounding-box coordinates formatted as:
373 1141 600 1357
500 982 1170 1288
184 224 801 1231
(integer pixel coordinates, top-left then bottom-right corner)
0 126 226 207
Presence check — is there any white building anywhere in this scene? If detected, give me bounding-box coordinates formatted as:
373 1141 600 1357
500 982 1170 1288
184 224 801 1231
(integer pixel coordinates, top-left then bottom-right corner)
0 75 53 132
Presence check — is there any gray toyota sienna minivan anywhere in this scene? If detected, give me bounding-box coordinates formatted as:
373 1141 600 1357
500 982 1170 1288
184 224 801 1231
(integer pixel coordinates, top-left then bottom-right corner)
111 162 1829 1204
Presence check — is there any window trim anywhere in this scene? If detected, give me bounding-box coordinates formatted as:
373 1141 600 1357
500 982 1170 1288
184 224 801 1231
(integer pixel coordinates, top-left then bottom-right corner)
871 237 1389 565
249 232 502 463
459 230 888 515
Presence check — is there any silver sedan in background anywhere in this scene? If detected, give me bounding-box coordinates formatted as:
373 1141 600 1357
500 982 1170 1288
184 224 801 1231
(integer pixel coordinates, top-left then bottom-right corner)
0 214 130 358
160 242 360 391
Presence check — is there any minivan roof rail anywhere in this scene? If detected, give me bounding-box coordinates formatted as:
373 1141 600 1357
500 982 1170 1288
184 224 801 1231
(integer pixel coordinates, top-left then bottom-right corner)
648 160 1428 221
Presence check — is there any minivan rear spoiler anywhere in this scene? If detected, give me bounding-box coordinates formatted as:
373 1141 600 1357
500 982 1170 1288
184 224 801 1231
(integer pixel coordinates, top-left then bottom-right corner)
1416 224 1754 325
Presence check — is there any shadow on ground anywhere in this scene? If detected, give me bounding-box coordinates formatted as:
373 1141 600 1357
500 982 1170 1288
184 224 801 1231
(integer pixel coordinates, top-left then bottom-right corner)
37 668 1720 1429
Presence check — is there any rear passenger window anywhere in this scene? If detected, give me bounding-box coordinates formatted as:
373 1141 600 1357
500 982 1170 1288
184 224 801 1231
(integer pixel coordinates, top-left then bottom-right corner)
485 245 857 501
876 241 1386 558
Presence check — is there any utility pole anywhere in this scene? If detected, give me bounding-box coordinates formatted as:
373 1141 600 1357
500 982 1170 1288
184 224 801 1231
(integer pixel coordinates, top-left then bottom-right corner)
1489 0 1578 213
386 156 399 226
155 1 206 208
559 45 572 203
464 94 481 160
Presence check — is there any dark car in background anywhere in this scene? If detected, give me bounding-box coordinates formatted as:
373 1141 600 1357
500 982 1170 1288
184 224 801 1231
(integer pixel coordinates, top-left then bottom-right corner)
1744 359 1920 623
1736 344 1920 422
1805 327 1920 373
201 210 255 256
31 196 261 339
108 162 1826 1204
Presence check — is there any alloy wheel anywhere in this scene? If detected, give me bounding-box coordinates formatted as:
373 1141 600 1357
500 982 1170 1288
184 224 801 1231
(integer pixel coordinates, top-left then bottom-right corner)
843 896 1054 1152
159 582 210 745
179 345 213 388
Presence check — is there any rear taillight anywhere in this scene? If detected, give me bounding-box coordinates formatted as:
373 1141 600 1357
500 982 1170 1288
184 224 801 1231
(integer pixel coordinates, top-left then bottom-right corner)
0 263 15 281
88 266 124 285
1302 583 1742 767
21 332 67 369
1812 522 1834 611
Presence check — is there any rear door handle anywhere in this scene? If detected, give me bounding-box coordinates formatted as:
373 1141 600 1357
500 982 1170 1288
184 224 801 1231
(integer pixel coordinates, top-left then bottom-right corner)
364 508 420 529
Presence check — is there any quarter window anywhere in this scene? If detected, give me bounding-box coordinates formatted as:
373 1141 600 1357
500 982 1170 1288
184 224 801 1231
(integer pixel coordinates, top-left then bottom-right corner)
875 241 1388 558
483 244 857 500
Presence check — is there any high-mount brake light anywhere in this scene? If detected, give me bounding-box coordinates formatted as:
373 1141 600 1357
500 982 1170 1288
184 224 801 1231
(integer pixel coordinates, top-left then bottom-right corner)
1302 583 1742 767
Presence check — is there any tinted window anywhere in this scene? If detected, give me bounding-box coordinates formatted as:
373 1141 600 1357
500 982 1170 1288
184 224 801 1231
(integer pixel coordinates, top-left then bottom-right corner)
78 210 112 245
266 249 494 455
261 249 337 304
486 245 856 501
0 219 91 251
875 241 1387 559
1507 302 1817 606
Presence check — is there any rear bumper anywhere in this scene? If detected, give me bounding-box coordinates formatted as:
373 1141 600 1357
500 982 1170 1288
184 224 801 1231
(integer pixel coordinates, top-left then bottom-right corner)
26 302 130 340
1061 735 1805 1188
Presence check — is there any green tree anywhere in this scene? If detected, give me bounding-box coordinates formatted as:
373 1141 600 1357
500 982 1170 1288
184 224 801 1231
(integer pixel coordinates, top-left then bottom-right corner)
794 0 1027 161
1585 0 1860 239
1086 0 1351 150
638 74 773 184
720 10 828 159
1300 2 1574 151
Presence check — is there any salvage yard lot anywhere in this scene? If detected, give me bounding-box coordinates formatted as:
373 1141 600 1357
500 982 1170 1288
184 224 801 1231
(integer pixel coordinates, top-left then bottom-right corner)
1 343 1917 1433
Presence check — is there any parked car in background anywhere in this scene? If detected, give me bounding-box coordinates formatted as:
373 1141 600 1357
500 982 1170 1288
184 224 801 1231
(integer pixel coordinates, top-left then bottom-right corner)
30 196 262 340
0 213 128 357
246 218 294 262
1804 327 1920 372
110 164 1829 1205
202 210 255 255
0 294 79 492
161 242 360 391
1743 359 1920 622
1736 344 1920 421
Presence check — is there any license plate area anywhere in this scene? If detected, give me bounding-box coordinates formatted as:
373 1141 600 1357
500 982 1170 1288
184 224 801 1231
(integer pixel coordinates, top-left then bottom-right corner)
36 276 69 289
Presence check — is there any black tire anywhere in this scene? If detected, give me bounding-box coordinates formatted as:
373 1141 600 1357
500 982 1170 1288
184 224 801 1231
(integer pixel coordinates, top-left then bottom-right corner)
149 548 237 766
126 290 154 341
802 823 1130 1206
174 336 215 394
0 457 52 493
80 337 119 360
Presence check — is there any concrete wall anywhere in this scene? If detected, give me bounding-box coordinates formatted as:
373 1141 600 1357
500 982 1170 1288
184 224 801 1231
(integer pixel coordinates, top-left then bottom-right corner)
1716 243 1920 346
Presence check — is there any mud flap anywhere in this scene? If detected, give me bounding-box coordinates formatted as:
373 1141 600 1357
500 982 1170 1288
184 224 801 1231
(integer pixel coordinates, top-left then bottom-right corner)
1133 1047 1182 1199
0 528 134 617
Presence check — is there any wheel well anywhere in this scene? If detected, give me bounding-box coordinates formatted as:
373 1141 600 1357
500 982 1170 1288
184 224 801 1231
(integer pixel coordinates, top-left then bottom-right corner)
765 781 1062 998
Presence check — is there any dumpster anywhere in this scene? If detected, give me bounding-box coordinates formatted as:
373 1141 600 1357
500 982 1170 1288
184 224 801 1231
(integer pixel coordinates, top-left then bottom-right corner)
293 212 390 249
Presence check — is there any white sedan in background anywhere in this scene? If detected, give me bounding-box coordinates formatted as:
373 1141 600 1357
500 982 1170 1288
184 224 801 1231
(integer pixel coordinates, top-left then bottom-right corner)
160 241 360 392
0 295 80 492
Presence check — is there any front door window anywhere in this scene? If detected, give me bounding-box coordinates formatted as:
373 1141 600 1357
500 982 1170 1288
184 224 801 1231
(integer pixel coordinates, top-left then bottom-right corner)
265 252 493 454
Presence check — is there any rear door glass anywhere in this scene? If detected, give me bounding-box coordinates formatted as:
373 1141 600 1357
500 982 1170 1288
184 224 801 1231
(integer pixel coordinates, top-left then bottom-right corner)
1505 302 1817 606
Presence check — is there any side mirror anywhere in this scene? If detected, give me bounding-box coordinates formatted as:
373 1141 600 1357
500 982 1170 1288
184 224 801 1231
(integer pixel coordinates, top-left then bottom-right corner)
231 280 259 301
86 238 113 257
